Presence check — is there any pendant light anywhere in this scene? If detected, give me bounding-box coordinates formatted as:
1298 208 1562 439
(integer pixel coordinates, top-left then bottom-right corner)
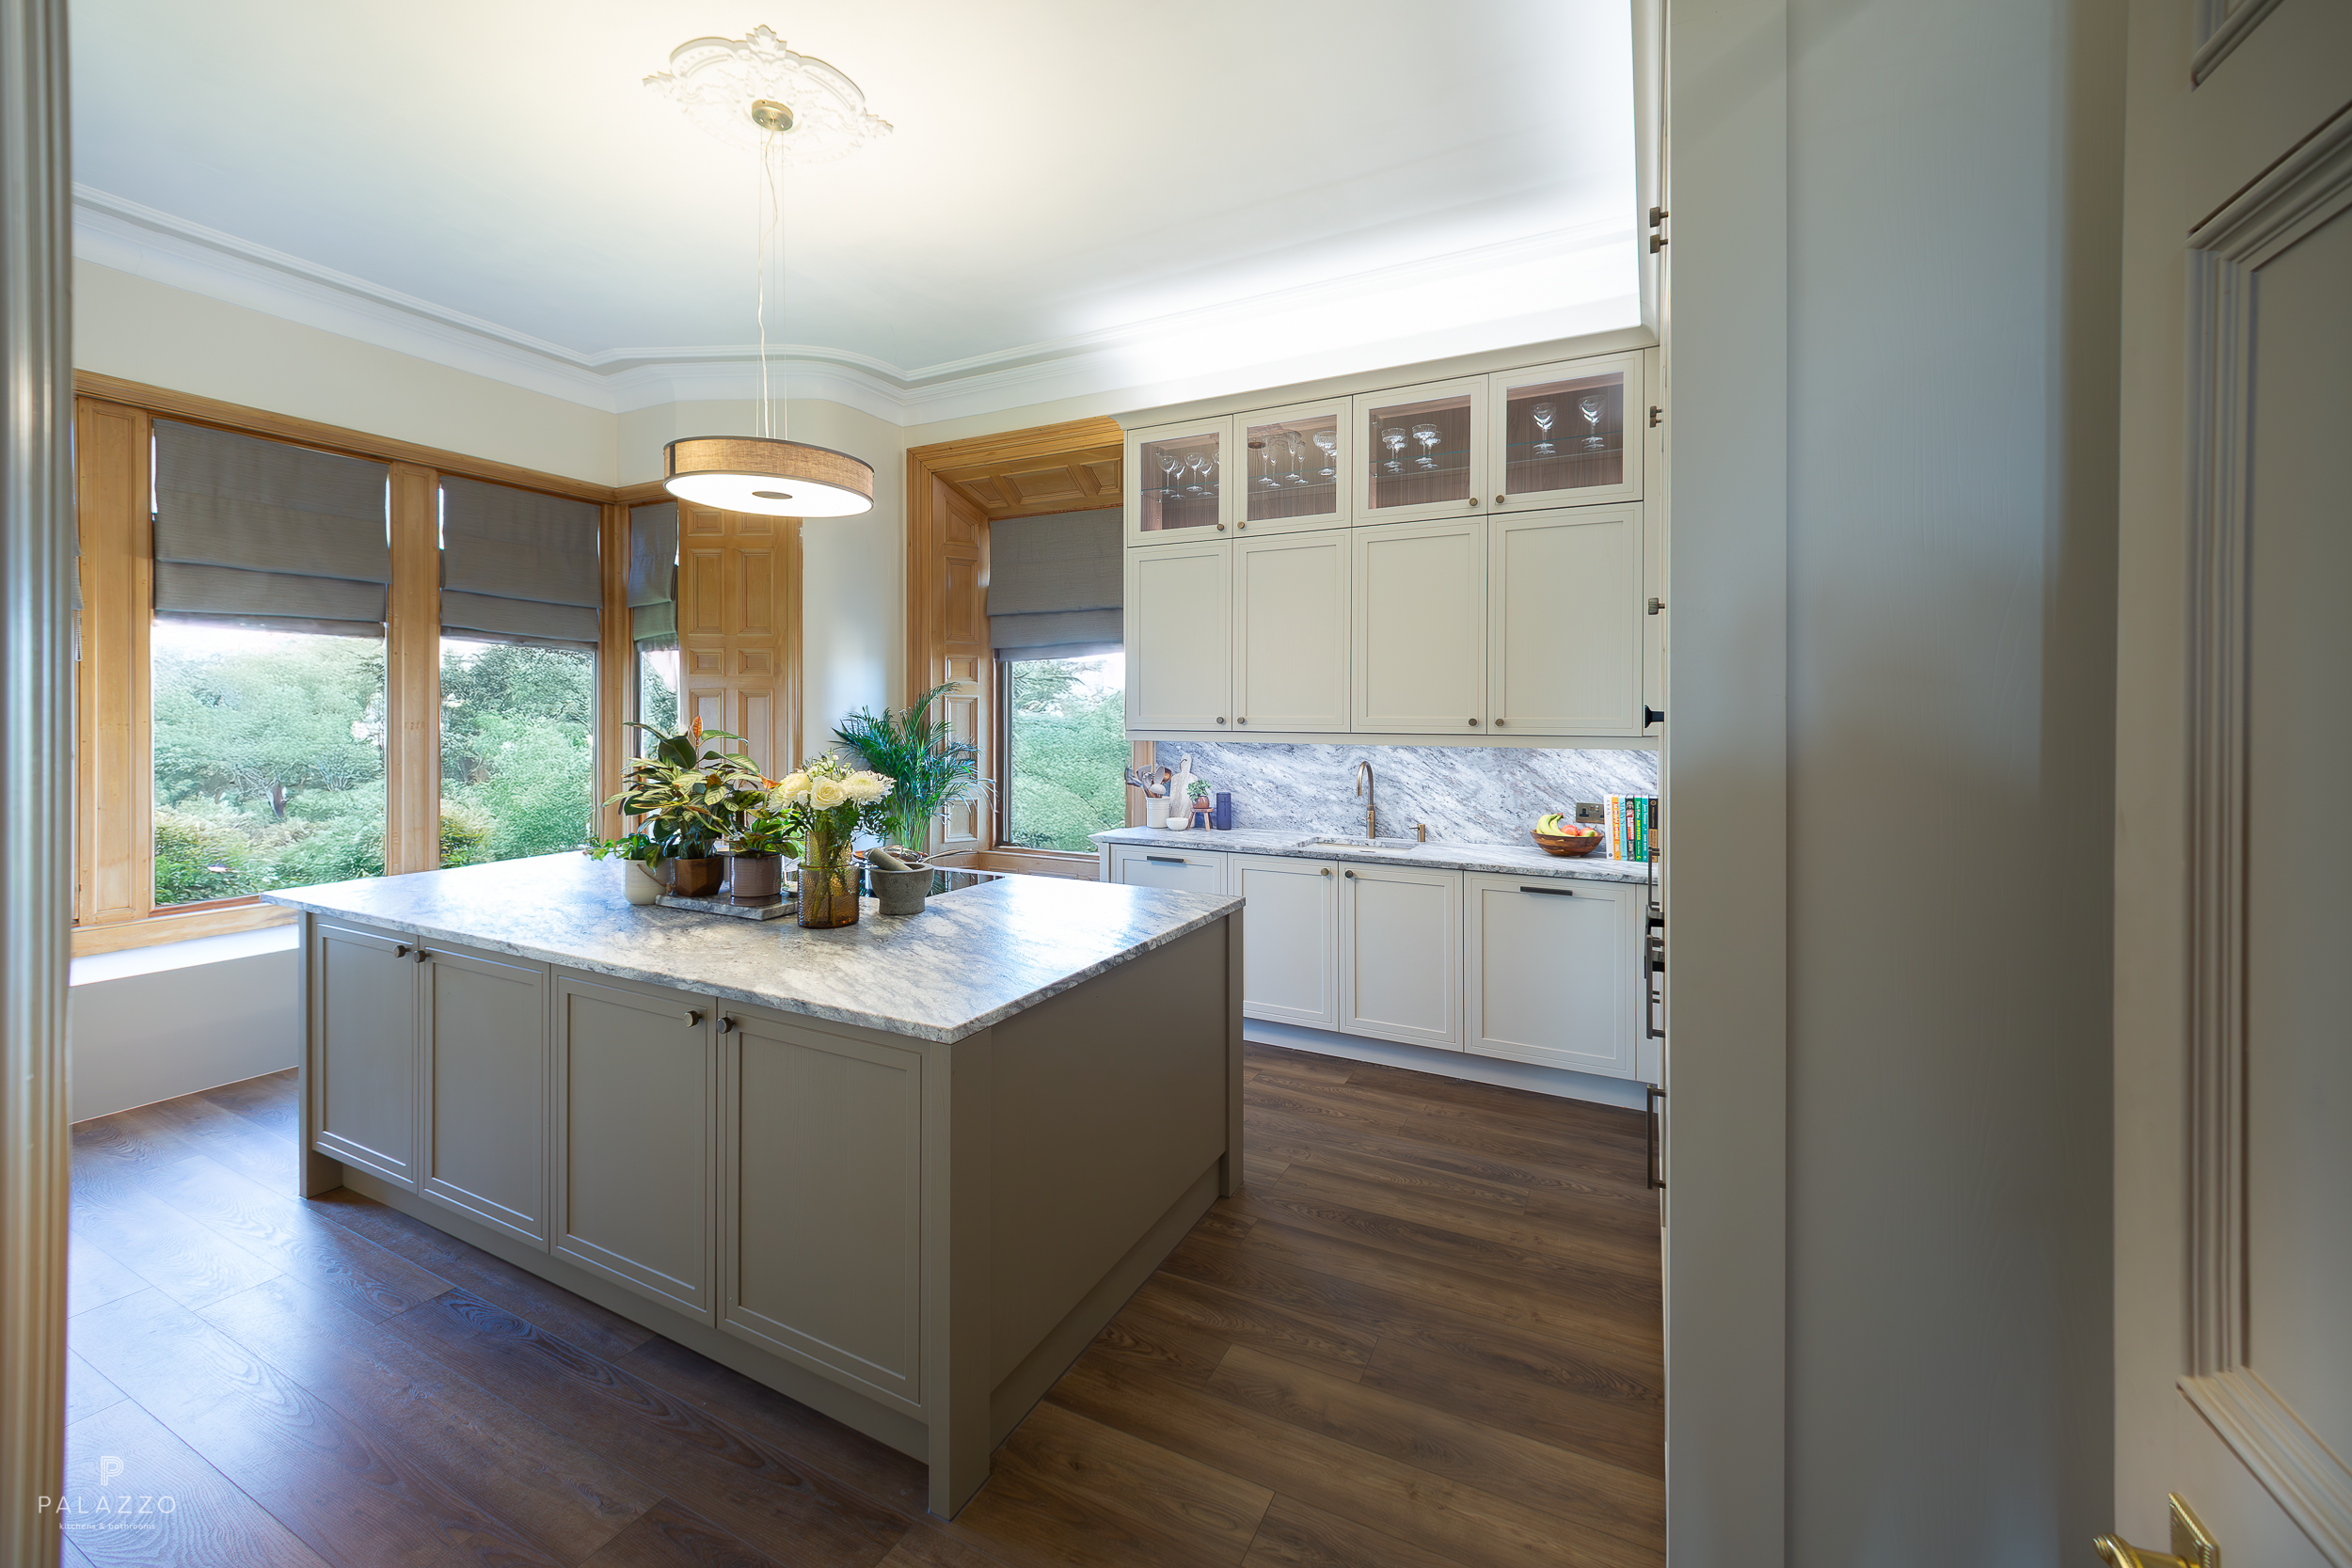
645 30 891 518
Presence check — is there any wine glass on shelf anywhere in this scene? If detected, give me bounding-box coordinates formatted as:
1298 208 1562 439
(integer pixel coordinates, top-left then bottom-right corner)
1380 426 1407 473
1410 422 1439 469
1184 451 1211 495
1579 393 1607 450
1158 451 1184 497
1531 402 1557 455
1280 432 1306 486
1251 440 1279 489
1312 429 1338 477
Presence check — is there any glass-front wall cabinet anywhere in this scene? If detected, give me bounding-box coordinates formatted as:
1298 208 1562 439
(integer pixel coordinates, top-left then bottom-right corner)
1355 377 1486 526
1125 418 1232 544
1489 353 1645 510
1239 401 1348 532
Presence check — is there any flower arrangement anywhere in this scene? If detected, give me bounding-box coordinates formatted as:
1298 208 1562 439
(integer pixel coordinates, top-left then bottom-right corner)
765 752 895 865
604 717 764 862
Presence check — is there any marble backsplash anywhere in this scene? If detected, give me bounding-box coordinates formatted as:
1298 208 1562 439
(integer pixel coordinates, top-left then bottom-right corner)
1164 743 1658 846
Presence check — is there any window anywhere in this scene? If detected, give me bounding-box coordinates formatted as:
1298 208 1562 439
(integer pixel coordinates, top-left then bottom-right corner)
151 623 388 906
1001 653 1128 852
627 501 679 752
438 639 595 864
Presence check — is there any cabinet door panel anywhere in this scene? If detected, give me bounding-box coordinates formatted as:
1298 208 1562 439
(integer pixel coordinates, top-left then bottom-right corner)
1126 541 1231 731
1489 354 1645 510
1234 855 1338 1029
1110 846 1227 895
1238 400 1349 532
421 947 548 1245
721 1012 923 1410
312 922 419 1189
1339 864 1464 1049
1466 877 1636 1076
1354 377 1486 525
1234 532 1349 733
1489 505 1645 735
1354 522 1485 735
1125 417 1232 544
552 976 715 1321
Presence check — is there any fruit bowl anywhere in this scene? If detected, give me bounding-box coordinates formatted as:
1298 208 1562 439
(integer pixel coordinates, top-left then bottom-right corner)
1532 828 1603 858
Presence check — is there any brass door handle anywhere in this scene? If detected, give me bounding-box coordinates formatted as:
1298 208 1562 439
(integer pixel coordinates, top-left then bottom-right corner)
2094 1495 2218 1568
2094 1541 2194 1568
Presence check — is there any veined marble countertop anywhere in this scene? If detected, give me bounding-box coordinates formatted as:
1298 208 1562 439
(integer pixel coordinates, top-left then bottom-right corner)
263 853 1239 1044
1089 826 1654 885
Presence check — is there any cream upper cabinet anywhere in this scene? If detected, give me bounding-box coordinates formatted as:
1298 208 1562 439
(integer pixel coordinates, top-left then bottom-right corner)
1464 875 1639 1078
1487 353 1645 510
1339 863 1464 1050
1236 400 1349 534
1488 504 1646 736
1234 855 1339 1029
1124 417 1233 546
1354 519 1486 735
1233 531 1349 733
1125 539 1232 732
1353 376 1488 527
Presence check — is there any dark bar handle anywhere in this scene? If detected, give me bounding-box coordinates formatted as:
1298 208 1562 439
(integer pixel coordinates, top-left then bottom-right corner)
1646 1083 1666 1191
1145 855 1188 865
1519 884 1576 896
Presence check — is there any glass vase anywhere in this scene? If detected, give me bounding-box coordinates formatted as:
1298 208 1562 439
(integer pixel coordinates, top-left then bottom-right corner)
797 824 860 928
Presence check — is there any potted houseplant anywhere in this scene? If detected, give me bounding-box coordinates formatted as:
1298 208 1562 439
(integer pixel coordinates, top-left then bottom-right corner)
834 683 983 858
1187 779 1214 829
605 717 762 898
587 830 667 905
768 752 895 928
713 771 794 906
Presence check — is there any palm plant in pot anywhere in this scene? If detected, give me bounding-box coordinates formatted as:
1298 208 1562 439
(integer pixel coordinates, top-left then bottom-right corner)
605 717 761 898
834 683 983 858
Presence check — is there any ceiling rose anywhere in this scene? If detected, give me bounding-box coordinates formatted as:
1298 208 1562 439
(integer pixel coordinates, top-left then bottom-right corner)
644 26 893 163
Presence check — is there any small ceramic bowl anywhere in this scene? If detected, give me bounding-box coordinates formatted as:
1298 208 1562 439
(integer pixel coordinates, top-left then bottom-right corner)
1532 829 1604 858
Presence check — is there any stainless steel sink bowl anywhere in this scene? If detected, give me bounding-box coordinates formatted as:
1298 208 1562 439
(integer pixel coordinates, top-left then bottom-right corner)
1290 835 1422 852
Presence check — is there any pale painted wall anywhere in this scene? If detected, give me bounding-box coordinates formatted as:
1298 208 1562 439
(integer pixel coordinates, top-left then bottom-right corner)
1669 0 2122 1564
69 927 299 1123
74 260 619 483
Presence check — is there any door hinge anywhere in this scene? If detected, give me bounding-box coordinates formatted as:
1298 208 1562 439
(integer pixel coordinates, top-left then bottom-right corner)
1648 206 1668 228
1648 405 1662 428
1647 597 1664 615
1649 233 1667 253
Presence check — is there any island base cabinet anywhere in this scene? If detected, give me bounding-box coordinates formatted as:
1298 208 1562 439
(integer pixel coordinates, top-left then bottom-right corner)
1233 855 1338 1028
420 947 549 1246
1465 875 1639 1077
310 921 421 1190
1338 863 1464 1049
719 1009 924 1413
551 974 717 1322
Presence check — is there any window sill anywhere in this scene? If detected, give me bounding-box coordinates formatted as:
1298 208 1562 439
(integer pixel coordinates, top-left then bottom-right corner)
72 901 296 958
935 847 1101 881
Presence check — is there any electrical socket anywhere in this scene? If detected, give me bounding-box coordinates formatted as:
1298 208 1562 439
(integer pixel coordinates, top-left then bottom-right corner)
1574 801 1605 824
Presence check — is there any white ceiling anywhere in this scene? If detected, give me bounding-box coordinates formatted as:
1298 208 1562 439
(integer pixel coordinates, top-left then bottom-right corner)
69 0 1642 420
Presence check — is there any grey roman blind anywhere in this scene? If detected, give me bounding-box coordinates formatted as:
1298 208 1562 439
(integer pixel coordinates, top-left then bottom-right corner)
987 507 1121 658
440 475 601 649
628 501 677 644
151 419 392 638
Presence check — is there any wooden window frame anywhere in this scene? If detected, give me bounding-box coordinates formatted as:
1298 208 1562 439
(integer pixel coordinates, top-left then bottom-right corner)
70 379 795 955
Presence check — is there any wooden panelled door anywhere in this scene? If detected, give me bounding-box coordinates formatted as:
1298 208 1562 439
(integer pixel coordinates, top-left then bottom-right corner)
2112 3 2352 1564
676 502 803 779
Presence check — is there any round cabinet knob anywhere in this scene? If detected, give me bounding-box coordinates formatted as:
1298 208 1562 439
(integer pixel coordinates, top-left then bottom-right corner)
1216 716 1227 724
1321 868 1333 877
413 947 430 962
681 1008 703 1026
1494 719 1507 727
717 1016 737 1035
1468 718 1479 727
1236 716 1248 724
1344 869 1356 879
1216 523 1227 531
1468 497 1480 508
1236 521 1248 530
1495 494 1506 504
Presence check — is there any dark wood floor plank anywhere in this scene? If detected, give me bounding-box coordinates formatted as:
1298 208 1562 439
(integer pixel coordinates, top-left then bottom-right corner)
1204 1345 1662 1551
1239 1046 1357 1085
310 1187 659 1361
1273 1156 1663 1269
1247 1106 1656 1216
1292 1069 1650 1153
1359 1337 1663 1479
199 1067 300 1137
60 1397 329 1568
67 1234 150 1319
1064 1295 1232 1391
1045 1352 1652 1568
135 1088 304 1194
578 1497 792 1568
1160 1227 1661 1410
387 1290 909 1568
139 1153 453 1322
1243 1083 1643 1191
202 1274 661 1560
956 1401 1273 1568
1240 1496 1473 1568
614 1334 931 1518
72 1287 574 1567
1125 1274 1378 1381
65 1348 127 1428
70 1178 284 1314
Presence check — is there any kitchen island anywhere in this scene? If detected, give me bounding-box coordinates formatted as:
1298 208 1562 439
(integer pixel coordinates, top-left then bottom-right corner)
263 852 1243 1517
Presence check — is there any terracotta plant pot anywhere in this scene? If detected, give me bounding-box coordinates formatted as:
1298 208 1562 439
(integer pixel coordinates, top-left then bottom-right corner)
727 851 784 905
670 855 724 898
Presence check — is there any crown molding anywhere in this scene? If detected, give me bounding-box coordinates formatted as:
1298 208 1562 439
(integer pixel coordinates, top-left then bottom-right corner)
72 183 1639 427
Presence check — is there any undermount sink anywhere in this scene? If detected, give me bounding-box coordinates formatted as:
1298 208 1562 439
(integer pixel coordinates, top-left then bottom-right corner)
1292 835 1422 852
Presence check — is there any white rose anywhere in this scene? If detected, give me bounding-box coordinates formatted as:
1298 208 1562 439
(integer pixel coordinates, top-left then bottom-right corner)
776 770 811 803
850 773 892 801
810 778 848 810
